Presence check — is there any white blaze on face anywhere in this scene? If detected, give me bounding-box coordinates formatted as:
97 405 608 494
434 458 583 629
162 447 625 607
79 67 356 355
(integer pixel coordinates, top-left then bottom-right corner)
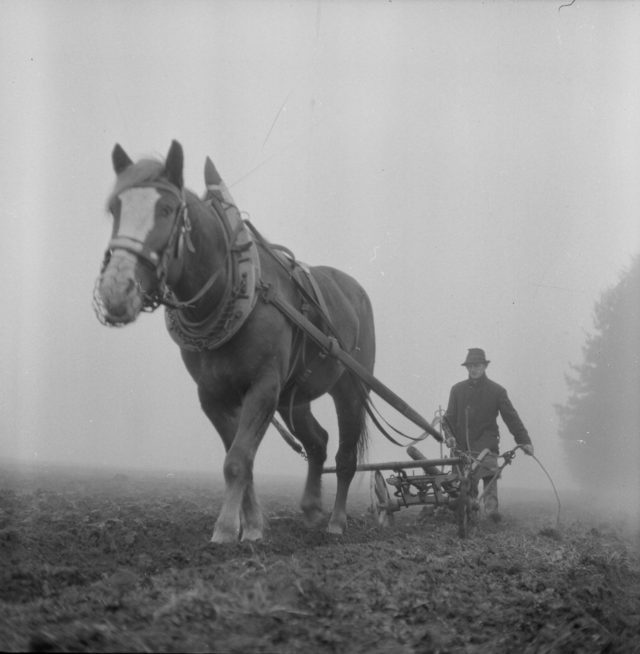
117 187 161 242
98 187 161 324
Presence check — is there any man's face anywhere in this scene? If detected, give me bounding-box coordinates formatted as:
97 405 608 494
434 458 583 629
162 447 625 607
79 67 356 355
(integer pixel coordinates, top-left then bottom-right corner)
465 362 487 379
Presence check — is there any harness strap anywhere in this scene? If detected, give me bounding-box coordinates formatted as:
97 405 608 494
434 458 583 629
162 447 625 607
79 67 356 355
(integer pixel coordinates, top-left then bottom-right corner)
163 216 234 312
260 281 442 443
107 235 160 268
245 219 342 343
271 416 306 458
297 261 333 329
251 224 442 445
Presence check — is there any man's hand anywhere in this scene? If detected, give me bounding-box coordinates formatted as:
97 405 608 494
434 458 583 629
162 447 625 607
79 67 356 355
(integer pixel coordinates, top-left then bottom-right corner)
522 444 534 456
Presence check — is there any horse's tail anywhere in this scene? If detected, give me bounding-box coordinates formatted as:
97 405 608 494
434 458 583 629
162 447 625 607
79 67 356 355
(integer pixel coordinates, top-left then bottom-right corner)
352 374 372 464
357 400 371 464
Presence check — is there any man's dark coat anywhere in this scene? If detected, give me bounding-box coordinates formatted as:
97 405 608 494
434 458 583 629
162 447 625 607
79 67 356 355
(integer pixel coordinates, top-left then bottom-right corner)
445 373 531 456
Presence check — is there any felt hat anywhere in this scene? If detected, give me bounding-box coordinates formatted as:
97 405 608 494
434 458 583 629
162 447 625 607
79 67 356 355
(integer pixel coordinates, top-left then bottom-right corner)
461 348 490 366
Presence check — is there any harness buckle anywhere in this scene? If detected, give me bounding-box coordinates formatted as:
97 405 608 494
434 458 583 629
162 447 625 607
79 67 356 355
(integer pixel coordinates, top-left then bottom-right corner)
182 210 195 253
261 283 278 304
323 337 341 359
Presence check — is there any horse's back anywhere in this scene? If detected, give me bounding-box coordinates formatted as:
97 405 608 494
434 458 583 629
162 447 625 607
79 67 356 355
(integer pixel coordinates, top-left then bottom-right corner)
310 264 375 366
312 265 372 309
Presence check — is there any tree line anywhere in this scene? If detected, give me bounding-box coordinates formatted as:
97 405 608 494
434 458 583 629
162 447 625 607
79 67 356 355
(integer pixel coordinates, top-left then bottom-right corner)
556 254 639 493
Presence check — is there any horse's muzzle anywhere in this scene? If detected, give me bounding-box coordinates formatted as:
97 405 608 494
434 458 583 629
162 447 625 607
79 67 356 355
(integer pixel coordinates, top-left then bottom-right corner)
97 250 146 325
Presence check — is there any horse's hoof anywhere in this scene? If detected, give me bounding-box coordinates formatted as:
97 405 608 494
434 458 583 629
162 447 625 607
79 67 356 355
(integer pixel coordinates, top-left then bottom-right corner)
302 508 324 528
326 522 345 535
240 528 264 542
211 529 240 544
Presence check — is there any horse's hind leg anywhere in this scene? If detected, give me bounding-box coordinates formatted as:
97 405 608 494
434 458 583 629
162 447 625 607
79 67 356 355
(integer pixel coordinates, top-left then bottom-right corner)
327 376 368 535
278 403 328 528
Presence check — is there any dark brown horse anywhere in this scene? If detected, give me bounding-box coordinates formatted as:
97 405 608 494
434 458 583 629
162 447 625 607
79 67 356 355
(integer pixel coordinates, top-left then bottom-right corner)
96 140 376 543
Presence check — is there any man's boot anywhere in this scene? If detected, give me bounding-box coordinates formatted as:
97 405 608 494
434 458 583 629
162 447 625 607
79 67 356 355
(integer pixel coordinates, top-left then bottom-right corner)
483 477 501 522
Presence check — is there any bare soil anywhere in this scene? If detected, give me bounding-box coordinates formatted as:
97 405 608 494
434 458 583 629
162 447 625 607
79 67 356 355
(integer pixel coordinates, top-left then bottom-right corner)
1 462 639 653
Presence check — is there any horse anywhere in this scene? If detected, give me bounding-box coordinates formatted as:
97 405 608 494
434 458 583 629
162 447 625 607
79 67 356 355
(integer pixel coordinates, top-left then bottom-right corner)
96 140 376 543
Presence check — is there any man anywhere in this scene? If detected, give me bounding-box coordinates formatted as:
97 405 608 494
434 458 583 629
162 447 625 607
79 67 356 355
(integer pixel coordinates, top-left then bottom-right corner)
444 348 534 522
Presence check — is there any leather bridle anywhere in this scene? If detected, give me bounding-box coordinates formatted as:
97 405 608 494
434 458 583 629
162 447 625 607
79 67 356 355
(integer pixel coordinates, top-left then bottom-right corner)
101 181 194 312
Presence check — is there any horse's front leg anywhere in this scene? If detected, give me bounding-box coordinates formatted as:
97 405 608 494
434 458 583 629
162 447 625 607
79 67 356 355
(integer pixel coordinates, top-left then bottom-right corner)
211 374 280 544
239 483 263 542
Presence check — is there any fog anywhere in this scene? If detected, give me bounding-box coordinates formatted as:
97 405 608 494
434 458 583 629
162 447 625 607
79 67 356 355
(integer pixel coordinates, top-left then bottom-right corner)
1 2 638 511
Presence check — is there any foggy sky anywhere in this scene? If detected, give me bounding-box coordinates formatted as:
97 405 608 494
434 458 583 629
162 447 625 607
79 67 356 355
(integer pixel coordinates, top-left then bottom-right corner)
1 1 638 502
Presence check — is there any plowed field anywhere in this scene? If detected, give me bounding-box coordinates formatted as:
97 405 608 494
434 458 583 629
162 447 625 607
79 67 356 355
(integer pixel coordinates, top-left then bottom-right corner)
1 463 639 653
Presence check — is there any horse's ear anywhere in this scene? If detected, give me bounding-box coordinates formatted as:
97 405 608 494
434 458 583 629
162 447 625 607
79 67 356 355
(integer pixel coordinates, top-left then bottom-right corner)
164 140 184 189
204 156 222 187
112 144 133 174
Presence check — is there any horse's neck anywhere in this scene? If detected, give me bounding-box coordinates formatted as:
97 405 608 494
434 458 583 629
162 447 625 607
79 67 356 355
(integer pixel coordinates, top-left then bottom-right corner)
171 191 228 318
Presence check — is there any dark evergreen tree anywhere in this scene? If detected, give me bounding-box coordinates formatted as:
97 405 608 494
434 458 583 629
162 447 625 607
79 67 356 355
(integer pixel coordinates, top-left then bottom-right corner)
556 254 640 493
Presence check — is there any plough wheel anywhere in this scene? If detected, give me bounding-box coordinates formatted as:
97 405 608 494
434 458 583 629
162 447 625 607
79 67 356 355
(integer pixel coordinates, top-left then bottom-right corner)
370 470 395 527
457 476 471 539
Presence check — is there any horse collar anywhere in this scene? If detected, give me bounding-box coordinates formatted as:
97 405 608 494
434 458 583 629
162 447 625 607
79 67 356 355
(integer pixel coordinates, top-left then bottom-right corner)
164 194 261 351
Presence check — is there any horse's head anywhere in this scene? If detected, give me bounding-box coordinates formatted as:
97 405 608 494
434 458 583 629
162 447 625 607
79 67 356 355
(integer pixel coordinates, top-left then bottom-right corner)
96 141 187 325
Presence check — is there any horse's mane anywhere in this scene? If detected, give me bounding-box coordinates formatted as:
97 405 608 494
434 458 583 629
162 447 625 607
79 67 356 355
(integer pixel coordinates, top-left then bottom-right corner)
106 158 166 209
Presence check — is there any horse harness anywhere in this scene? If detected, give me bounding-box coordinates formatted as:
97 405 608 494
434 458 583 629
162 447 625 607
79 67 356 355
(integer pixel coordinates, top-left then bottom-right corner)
95 177 338 361
96 176 442 447
163 191 261 351
156 186 344 378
